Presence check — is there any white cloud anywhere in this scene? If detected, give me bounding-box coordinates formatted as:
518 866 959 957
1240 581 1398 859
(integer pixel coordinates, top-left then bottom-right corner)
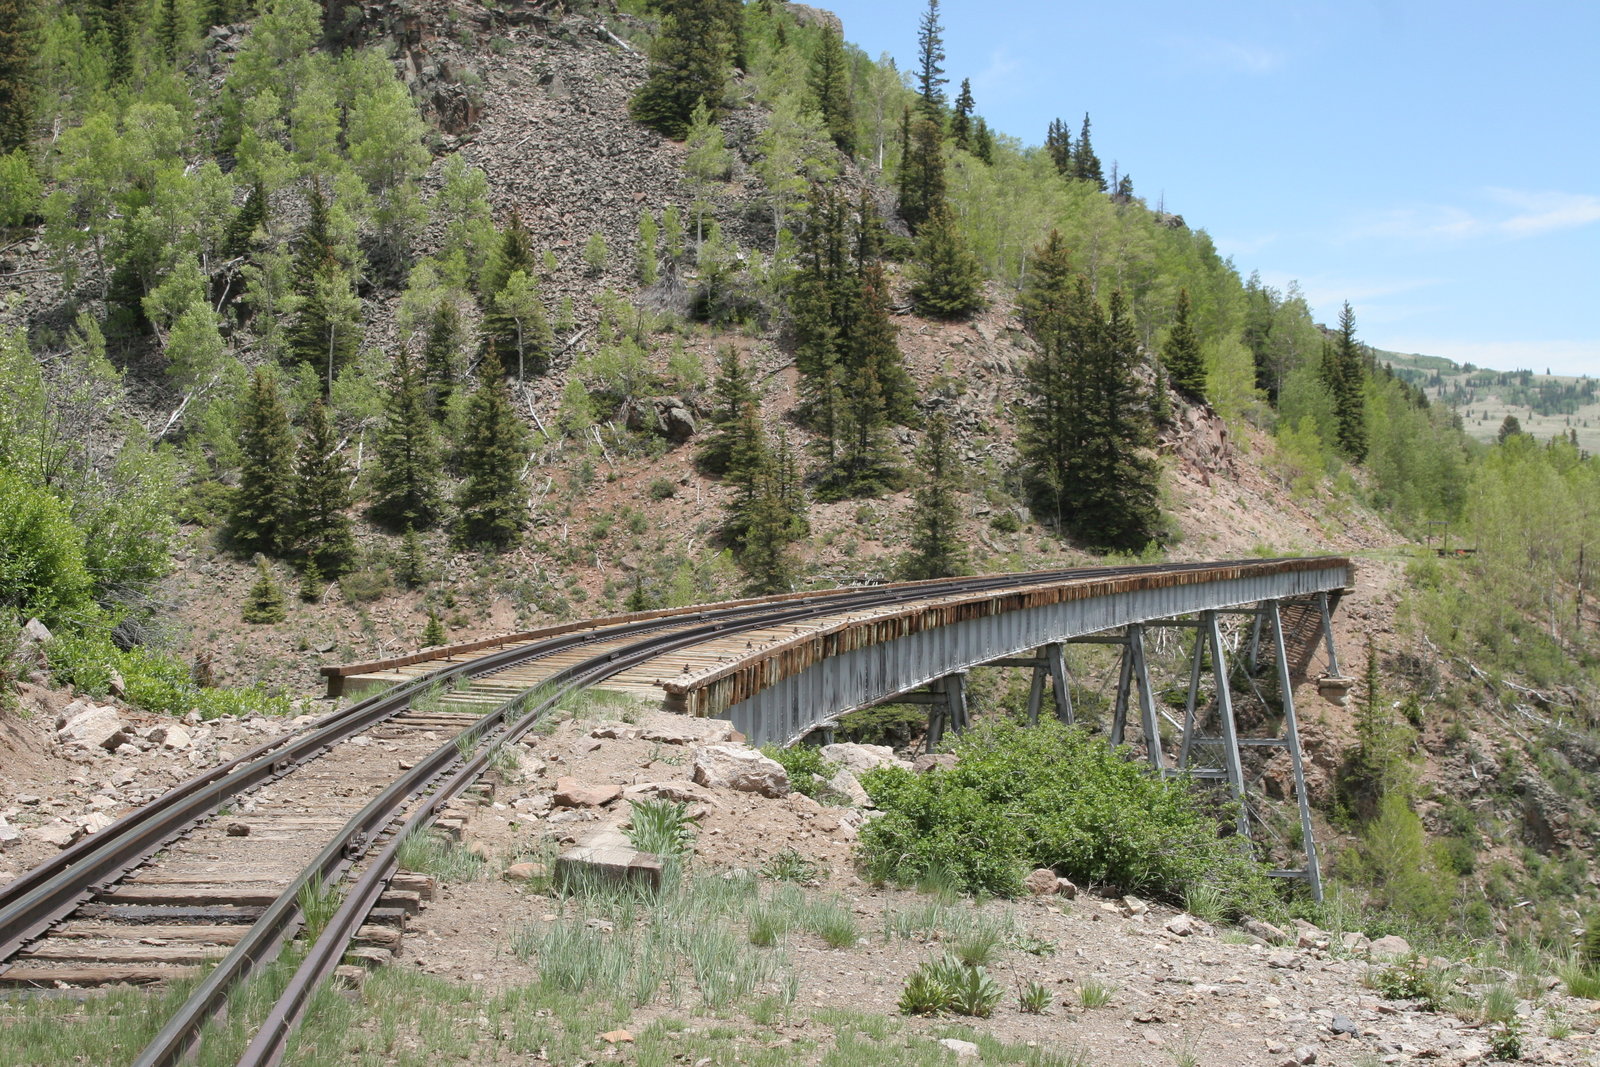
1349 189 1600 242
1164 35 1286 75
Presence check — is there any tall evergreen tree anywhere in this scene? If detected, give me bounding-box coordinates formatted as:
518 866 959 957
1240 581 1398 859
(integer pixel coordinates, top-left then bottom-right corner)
738 467 801 595
914 0 948 117
0 0 37 153
292 400 356 576
1018 231 1162 550
224 180 269 258
721 402 772 547
478 207 536 305
898 113 946 232
629 0 738 139
697 345 757 476
1073 113 1105 191
810 24 854 155
230 368 297 556
454 347 529 548
908 202 984 320
1323 301 1369 462
1045 117 1073 176
286 187 361 393
422 300 462 419
483 269 552 379
950 79 975 151
156 0 183 60
971 118 994 165
1163 287 1207 400
370 347 442 531
900 412 968 579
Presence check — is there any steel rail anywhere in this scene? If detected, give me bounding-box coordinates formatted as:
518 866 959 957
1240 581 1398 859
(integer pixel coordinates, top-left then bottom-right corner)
0 571 1029 962
224 557 1351 1067
141 573 1067 1067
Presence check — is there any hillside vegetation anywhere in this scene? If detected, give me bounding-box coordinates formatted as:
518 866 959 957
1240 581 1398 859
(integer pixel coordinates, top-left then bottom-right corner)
2 0 1600 984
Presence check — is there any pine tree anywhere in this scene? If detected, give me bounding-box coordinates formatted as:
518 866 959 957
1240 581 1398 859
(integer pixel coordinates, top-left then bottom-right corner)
483 269 552 379
630 0 738 139
298 558 323 603
156 0 182 60
1073 113 1105 191
454 347 529 548
898 114 947 233
908 202 984 320
230 368 297 556
914 0 947 117
972 118 994 165
738 468 801 595
1323 301 1369 462
0 0 35 153
286 188 361 393
1045 118 1073 176
398 526 428 587
421 300 462 419
422 610 445 646
478 208 536 304
370 347 442 531
721 402 771 548
810 24 854 155
949 79 974 151
1018 231 1162 550
292 400 356 576
900 412 968 579
1162 287 1207 400
242 556 287 624
853 263 917 424
697 344 757 476
225 180 269 258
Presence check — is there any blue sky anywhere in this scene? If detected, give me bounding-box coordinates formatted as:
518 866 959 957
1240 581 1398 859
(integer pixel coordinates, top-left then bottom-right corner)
832 1 1600 375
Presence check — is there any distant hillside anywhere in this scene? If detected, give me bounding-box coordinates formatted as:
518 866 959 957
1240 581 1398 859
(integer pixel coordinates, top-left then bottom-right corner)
1380 349 1600 449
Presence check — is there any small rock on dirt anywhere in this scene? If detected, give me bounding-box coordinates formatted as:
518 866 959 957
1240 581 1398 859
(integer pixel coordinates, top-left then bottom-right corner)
225 822 251 836
1243 918 1290 945
0 820 21 850
553 776 622 807
1024 868 1060 895
691 744 789 797
938 1038 980 1060
600 1029 634 1044
503 862 548 883
1369 934 1412 958
56 701 126 751
32 821 81 848
1120 895 1148 916
1166 914 1202 937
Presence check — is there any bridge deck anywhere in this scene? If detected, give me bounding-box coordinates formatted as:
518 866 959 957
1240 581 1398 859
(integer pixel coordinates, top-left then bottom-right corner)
326 559 1353 745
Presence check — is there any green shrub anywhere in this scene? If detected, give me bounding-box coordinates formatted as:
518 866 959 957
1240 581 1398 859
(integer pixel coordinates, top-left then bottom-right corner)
1371 955 1455 1012
989 511 1022 533
760 744 839 799
857 718 1275 908
647 478 676 501
49 624 302 719
0 470 95 627
897 955 1001 1018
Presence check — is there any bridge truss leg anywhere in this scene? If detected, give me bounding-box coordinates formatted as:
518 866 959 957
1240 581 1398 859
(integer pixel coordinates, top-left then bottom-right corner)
1267 600 1323 900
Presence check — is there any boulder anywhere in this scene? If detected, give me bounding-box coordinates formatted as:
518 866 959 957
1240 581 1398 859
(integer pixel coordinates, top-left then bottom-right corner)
819 742 911 776
1120 895 1149 917
16 618 51 666
1340 931 1371 954
1243 918 1291 945
32 821 81 849
1368 934 1412 959
590 723 642 740
1056 878 1078 899
0 819 20 850
622 780 720 809
149 723 193 751
691 744 789 797
639 718 738 746
502 861 548 883
1024 868 1059 896
79 811 115 834
911 753 957 773
56 701 127 751
553 777 622 808
1166 914 1202 937
814 767 870 807
937 1038 980 1061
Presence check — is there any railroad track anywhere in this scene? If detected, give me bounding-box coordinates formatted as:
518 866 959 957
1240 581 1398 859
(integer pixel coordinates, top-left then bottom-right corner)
0 560 1332 1065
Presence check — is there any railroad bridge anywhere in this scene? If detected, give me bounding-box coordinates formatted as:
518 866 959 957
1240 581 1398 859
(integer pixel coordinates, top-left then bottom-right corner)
1 558 1352 1062
330 557 1354 894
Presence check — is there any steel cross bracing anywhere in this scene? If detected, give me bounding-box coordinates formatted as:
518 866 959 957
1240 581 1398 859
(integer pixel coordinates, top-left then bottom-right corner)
706 559 1349 901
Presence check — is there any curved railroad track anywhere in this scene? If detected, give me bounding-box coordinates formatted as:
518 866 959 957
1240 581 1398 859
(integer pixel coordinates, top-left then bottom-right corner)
0 560 1333 1065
